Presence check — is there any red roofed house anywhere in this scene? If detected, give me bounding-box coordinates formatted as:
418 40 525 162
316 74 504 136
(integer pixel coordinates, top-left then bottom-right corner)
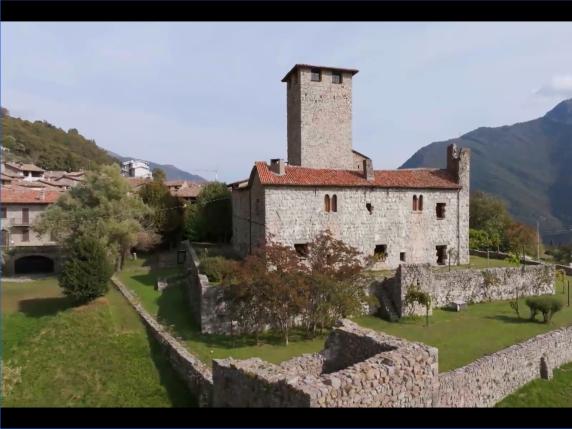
1 185 63 275
230 64 470 268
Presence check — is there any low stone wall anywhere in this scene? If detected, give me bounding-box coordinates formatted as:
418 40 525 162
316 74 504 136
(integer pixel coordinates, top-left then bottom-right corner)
110 277 213 406
439 325 572 407
470 249 572 276
393 263 555 316
181 241 232 334
212 320 439 408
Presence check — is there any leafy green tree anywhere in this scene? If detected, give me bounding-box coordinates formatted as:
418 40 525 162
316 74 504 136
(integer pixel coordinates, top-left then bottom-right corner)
35 164 152 270
470 191 512 251
59 234 114 303
138 174 184 247
506 221 540 256
183 182 231 242
152 168 166 182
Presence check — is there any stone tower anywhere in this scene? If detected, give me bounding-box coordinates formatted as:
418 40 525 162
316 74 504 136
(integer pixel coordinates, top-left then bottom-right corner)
282 64 359 170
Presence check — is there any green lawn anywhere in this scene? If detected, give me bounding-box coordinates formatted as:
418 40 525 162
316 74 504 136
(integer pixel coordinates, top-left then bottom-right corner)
496 361 572 407
1 277 196 407
119 253 572 372
118 255 326 365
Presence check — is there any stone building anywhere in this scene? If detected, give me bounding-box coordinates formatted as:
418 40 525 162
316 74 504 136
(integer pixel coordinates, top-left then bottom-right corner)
231 64 470 268
1 184 63 275
121 159 152 179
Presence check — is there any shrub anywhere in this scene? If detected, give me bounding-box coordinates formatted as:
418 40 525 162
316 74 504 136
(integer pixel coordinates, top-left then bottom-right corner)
59 235 114 303
404 286 431 326
199 256 238 284
525 296 563 323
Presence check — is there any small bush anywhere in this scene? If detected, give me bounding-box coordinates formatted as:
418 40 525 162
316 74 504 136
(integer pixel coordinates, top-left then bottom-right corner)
525 296 563 323
199 256 238 284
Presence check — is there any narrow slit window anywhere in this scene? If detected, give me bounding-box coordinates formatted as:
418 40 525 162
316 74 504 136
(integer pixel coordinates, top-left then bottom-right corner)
324 194 331 212
436 203 446 219
366 203 373 214
331 195 337 212
413 195 418 211
418 195 424 211
400 252 406 262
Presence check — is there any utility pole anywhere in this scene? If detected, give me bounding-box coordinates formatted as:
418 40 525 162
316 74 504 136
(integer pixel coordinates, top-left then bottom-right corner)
536 219 540 261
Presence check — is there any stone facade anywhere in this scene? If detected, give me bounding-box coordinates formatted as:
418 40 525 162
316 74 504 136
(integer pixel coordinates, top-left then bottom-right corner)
231 64 471 268
286 65 356 170
212 319 439 408
438 325 572 407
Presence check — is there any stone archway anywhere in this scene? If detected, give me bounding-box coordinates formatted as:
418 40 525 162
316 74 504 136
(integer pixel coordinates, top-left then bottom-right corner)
14 255 55 275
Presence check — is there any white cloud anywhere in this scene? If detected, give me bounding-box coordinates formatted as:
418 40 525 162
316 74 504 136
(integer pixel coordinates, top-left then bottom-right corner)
536 75 572 98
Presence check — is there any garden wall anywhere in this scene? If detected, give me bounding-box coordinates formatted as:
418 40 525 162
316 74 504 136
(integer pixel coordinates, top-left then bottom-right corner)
470 249 572 276
212 319 439 408
181 240 232 334
110 277 213 406
438 325 572 407
393 263 555 316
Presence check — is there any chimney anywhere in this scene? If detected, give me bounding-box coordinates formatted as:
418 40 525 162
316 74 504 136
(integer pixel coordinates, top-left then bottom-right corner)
363 159 374 181
270 159 286 176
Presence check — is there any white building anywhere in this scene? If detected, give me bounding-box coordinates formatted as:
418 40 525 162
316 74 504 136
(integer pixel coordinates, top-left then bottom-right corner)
231 64 471 269
121 159 152 179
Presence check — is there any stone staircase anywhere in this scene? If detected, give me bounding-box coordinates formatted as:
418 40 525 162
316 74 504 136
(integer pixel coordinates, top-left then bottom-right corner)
376 282 400 322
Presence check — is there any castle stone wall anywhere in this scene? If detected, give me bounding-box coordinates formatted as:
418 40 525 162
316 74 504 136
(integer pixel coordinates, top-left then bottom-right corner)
396 263 555 316
264 186 468 269
439 326 572 407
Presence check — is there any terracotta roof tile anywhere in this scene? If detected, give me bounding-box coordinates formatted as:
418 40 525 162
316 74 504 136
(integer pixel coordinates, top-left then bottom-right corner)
254 162 460 190
1 185 63 204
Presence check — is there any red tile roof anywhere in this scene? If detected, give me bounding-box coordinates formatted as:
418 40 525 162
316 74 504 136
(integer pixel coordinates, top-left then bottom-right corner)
253 162 460 190
1 185 63 204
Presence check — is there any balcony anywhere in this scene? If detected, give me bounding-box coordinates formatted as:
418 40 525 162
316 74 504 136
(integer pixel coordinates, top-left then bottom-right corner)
9 217 31 226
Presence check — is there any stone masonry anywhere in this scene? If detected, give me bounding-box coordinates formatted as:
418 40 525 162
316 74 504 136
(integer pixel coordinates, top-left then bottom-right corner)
392 263 555 316
212 319 439 407
231 64 471 268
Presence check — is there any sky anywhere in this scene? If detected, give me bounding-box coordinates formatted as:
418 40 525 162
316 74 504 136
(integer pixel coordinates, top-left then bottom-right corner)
2 22 572 182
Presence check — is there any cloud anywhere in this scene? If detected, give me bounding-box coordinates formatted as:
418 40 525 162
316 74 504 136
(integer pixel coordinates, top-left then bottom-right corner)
535 75 572 98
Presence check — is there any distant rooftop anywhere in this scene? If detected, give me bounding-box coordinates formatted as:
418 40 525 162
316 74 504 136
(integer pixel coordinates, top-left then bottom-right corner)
281 64 359 82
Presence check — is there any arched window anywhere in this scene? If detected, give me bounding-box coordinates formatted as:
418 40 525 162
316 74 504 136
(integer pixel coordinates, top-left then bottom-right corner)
419 195 424 211
324 194 331 212
331 195 337 212
413 195 418 211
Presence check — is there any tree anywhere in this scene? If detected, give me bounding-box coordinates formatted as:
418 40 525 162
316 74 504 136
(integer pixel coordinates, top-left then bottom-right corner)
138 175 184 247
470 191 511 251
506 222 540 256
35 164 152 270
59 234 114 303
152 168 166 182
183 182 231 242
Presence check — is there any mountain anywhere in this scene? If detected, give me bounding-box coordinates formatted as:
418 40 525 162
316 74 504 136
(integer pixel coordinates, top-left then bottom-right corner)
1 111 116 171
401 99 572 245
106 150 206 182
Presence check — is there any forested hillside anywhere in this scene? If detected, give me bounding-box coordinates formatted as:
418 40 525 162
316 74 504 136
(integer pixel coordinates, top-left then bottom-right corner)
1 109 116 171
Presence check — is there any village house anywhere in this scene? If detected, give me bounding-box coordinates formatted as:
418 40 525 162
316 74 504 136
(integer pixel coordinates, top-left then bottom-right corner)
121 159 153 179
2 161 45 181
231 64 470 268
1 184 63 275
165 180 203 204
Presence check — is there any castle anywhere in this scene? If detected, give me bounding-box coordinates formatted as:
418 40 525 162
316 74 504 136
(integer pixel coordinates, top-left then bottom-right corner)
231 64 470 268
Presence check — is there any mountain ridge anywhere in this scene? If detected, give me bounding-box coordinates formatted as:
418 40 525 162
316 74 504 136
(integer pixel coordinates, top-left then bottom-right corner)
401 98 572 245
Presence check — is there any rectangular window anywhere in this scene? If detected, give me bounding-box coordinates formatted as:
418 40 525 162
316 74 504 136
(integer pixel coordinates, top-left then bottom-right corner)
311 68 321 82
22 228 30 242
436 203 446 219
1 207 6 219
332 71 342 84
294 243 309 258
400 252 406 262
22 208 29 224
436 245 447 265
374 244 387 262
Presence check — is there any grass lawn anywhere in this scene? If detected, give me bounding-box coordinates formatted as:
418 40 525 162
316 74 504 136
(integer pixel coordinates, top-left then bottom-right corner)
118 255 326 366
119 252 572 372
496 361 572 407
2 277 196 407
